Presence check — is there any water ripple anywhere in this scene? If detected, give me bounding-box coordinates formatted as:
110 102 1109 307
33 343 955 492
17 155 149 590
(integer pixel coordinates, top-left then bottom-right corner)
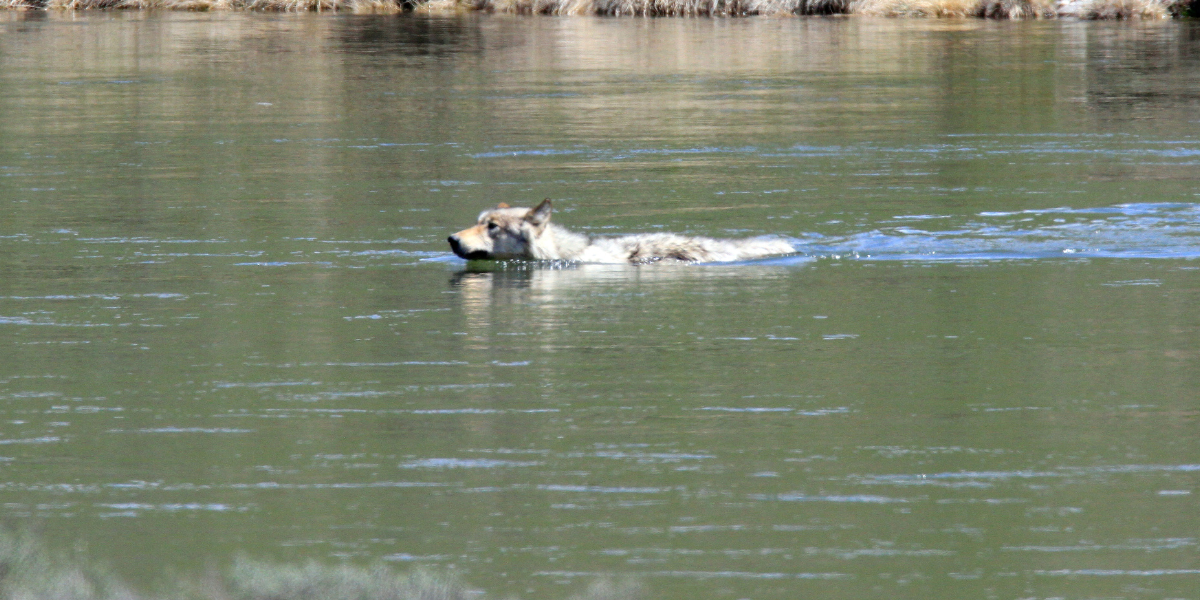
793 202 1200 262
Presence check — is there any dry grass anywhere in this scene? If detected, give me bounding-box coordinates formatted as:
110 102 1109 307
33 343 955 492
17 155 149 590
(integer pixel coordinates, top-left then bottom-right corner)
0 0 1190 16
413 0 479 13
10 0 405 9
387 0 1184 14
1075 0 1173 17
348 0 405 12
853 0 974 17
975 0 1056 17
852 0 1056 16
441 0 853 15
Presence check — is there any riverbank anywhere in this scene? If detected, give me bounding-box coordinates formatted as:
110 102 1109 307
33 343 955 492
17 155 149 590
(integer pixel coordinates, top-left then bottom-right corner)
1 0 1194 18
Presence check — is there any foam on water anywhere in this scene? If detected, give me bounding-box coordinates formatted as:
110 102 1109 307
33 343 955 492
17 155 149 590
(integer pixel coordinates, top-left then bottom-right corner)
777 202 1200 263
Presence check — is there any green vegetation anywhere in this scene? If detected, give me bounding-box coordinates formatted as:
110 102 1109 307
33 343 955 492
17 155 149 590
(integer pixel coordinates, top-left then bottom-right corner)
0 0 1194 17
0 529 639 600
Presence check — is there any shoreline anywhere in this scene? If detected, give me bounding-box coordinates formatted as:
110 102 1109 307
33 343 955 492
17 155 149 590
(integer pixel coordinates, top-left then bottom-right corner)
1 0 1195 18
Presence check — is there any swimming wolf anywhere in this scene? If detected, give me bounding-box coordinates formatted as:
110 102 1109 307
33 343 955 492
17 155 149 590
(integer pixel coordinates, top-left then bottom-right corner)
447 199 794 264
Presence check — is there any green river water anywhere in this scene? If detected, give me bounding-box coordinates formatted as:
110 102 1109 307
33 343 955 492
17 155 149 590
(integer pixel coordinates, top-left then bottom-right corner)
2 12 1200 600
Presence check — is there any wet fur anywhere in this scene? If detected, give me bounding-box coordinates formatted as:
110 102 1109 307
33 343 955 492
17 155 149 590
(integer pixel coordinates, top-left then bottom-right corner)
448 200 794 264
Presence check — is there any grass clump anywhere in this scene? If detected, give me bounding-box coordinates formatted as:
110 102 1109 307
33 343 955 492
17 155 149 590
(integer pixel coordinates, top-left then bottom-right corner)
1074 0 1174 17
1 0 408 9
0 0 1192 16
423 0 844 16
851 0 1057 17
288 0 1192 15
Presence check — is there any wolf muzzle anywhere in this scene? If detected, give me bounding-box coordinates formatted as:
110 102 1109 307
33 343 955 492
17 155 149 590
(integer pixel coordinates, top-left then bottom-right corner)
447 235 489 260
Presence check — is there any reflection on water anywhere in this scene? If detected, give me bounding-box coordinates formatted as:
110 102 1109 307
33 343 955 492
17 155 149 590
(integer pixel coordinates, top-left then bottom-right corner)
337 14 485 55
2 11 1200 600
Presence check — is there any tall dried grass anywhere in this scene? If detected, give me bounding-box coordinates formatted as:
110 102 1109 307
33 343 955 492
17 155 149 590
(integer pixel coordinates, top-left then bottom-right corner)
1 0 1190 16
1 0 1189 39
444 0 833 15
852 0 1056 16
1072 0 1173 17
400 0 1184 15
10 0 406 9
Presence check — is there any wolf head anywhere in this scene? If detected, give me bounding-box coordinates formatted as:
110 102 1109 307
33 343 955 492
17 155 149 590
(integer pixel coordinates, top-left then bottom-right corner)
447 199 553 260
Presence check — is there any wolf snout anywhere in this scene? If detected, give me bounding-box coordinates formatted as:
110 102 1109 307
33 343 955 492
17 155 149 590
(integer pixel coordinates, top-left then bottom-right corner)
447 235 465 257
448 234 488 260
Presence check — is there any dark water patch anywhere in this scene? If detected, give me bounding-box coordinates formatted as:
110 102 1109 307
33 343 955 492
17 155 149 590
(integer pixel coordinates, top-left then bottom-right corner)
336 15 485 58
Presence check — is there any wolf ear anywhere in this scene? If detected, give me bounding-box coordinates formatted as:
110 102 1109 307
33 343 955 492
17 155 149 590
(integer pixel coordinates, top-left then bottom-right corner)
526 199 552 226
496 202 510 209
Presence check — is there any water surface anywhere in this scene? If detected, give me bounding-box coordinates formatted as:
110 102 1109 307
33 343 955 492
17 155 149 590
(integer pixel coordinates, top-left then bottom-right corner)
1 12 1200 600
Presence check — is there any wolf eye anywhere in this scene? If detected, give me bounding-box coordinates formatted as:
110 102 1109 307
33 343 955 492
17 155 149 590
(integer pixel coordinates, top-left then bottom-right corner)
487 222 499 232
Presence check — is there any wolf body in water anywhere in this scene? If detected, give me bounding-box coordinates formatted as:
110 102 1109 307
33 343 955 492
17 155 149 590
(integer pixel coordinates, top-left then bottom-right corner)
447 200 794 264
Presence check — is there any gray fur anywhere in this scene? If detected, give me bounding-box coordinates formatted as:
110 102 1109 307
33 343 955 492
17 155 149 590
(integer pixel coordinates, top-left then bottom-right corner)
448 200 794 264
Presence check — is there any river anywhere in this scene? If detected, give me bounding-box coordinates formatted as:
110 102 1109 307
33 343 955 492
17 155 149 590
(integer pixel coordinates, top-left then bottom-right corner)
1 12 1199 600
